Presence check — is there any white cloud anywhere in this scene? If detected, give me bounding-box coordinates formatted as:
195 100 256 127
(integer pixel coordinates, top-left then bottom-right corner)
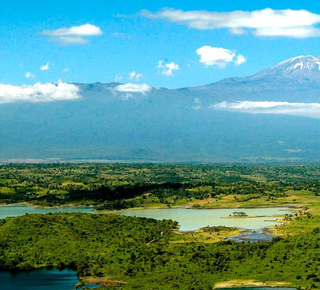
285 149 302 153
43 24 102 36
157 60 164 68
40 62 50 71
25 72 35 79
129 71 143 81
115 83 151 94
158 60 179 76
0 81 80 104
235 55 247 66
191 98 202 110
114 74 123 82
63 68 69 73
142 8 320 38
56 36 89 45
196 46 246 68
43 24 103 44
211 101 320 118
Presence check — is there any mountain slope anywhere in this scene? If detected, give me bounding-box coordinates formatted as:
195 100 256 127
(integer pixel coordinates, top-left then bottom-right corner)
250 55 320 81
1 56 320 162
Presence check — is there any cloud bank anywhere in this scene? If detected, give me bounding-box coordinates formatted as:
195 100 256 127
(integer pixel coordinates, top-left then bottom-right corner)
142 8 320 38
196 46 246 68
43 24 103 45
0 82 80 104
114 83 152 101
115 83 151 94
211 101 320 118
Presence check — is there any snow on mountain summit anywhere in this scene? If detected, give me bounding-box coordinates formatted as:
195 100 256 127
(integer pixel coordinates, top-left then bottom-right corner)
275 55 320 71
249 55 320 81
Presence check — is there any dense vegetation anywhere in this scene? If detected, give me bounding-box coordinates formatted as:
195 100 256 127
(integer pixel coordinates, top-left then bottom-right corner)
2 164 320 289
1 163 320 211
0 212 319 289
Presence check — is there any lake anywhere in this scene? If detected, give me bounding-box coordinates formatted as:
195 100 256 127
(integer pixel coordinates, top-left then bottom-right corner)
0 204 94 219
117 207 293 231
0 204 293 231
0 269 80 290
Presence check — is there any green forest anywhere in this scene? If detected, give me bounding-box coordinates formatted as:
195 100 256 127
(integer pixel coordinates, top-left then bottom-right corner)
1 163 320 289
1 212 320 289
1 163 320 212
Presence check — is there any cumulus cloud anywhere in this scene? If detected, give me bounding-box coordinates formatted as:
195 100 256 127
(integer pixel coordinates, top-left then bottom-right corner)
235 55 247 66
0 81 80 104
115 83 151 94
43 24 102 36
157 60 179 76
129 71 143 81
43 24 103 45
142 8 320 38
196 46 246 68
40 62 50 71
210 101 320 118
25 72 35 79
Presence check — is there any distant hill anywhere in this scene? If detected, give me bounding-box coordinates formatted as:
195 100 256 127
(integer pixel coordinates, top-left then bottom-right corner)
1 56 320 163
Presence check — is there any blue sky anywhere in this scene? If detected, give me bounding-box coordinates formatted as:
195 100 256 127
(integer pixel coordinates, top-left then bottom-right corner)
1 0 320 88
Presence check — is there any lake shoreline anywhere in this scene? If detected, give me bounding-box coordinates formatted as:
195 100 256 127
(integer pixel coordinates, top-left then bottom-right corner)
0 203 295 242
0 202 95 210
0 202 301 211
99 204 300 214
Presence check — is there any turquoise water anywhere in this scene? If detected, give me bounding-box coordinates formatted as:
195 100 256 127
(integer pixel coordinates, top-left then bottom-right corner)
0 270 79 290
0 205 293 231
0 204 94 219
118 207 293 231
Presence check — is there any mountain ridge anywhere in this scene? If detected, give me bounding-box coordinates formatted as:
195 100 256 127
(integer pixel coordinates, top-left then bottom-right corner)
1 55 320 163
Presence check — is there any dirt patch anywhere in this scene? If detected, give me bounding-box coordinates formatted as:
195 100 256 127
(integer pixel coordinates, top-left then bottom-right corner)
77 276 127 287
214 279 292 289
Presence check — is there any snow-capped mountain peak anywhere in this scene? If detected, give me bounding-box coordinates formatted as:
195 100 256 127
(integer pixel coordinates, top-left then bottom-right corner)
275 55 320 71
249 55 320 81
